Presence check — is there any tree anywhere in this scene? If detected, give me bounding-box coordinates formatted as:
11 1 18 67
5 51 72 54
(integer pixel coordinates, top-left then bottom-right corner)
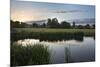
77 25 84 29
32 23 38 28
85 24 90 29
92 24 95 29
47 18 59 28
10 20 14 28
60 21 71 28
41 23 46 28
11 20 27 28
72 21 76 28
11 20 21 28
51 18 59 28
20 22 26 28
47 18 52 28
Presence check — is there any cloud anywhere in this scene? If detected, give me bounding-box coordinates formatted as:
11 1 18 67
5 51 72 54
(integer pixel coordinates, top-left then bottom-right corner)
53 10 85 13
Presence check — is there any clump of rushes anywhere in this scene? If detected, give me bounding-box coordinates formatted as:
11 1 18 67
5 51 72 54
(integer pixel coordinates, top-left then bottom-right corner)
11 43 50 66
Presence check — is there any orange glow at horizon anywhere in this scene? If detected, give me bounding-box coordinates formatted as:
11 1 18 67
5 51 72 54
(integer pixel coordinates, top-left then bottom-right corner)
11 9 47 22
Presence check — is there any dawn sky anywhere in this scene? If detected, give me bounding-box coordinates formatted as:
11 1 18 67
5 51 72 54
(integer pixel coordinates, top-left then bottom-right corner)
11 0 95 22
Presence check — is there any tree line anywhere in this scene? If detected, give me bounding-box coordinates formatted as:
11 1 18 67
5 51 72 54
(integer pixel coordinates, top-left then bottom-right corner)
11 18 95 29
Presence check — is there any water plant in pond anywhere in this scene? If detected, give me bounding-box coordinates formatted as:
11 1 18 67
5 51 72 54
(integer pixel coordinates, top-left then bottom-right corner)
65 47 73 63
11 43 50 66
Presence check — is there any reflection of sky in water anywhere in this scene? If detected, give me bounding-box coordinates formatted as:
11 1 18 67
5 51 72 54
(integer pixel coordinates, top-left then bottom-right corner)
16 37 95 63
70 37 95 62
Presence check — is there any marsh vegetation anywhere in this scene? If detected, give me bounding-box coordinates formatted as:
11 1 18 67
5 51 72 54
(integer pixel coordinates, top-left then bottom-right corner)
11 18 95 66
11 28 95 41
11 43 50 66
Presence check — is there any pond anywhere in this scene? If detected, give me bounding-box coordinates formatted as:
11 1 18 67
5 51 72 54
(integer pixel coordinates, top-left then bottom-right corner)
16 37 95 64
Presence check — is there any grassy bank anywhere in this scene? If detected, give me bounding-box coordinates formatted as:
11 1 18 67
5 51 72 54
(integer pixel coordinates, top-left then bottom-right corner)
11 28 95 41
11 43 50 66
12 28 95 36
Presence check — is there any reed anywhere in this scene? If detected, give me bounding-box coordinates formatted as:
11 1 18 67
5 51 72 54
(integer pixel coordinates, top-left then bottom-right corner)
11 28 94 41
11 43 50 66
65 47 73 63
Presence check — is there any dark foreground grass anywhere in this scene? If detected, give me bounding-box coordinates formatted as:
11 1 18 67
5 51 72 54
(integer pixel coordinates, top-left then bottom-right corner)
11 43 50 66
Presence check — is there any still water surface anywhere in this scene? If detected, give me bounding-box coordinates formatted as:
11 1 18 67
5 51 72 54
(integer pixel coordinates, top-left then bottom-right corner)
16 37 95 63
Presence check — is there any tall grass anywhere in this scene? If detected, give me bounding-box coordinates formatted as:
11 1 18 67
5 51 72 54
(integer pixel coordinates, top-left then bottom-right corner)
10 28 92 41
11 43 50 66
12 28 95 36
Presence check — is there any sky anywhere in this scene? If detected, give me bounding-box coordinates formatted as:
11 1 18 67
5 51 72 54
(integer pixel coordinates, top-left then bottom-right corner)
11 0 95 22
